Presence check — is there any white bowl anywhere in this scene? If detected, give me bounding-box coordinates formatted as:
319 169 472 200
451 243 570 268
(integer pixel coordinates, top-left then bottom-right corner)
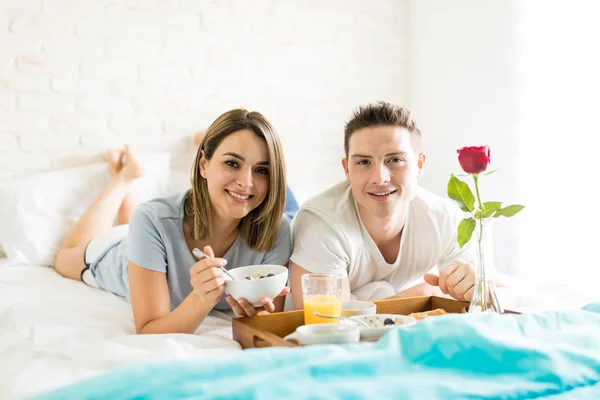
341 300 377 317
346 314 416 339
224 264 288 308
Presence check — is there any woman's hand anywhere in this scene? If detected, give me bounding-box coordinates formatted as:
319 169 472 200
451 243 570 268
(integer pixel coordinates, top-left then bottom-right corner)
189 246 227 308
226 287 290 317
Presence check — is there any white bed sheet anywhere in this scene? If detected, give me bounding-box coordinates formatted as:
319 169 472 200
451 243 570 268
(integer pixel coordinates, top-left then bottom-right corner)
2 265 598 399
0 265 241 399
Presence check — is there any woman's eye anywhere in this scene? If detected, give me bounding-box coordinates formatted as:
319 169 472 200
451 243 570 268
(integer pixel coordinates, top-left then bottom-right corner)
255 167 269 175
225 160 239 168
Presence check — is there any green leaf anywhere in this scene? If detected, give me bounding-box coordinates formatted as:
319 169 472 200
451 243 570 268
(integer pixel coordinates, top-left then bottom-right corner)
447 174 475 213
493 204 525 218
484 169 498 176
457 218 476 248
478 201 502 218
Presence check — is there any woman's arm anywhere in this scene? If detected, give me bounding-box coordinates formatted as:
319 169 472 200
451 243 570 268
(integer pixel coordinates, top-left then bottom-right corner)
128 260 217 334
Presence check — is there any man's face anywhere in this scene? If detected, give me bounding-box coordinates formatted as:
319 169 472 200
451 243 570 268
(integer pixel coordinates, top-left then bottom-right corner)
342 126 426 220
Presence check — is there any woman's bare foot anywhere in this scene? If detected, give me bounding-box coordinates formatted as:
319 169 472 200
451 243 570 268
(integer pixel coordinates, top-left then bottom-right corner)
118 145 145 182
106 149 124 176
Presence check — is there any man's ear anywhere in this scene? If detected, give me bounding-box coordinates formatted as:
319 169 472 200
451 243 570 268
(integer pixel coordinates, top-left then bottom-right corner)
417 152 427 178
341 157 350 180
199 150 208 179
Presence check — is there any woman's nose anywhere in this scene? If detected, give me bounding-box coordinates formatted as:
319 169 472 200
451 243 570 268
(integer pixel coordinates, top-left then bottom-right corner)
236 167 253 188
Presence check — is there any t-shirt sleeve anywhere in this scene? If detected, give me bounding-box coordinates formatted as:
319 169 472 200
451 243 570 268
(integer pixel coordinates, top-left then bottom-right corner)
437 203 476 271
290 210 350 277
261 215 293 266
126 204 168 273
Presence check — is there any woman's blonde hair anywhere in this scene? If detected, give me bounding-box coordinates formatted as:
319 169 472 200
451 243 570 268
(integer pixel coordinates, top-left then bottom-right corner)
185 109 287 252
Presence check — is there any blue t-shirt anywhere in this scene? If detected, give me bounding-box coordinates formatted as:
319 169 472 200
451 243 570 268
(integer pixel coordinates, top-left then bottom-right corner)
90 191 293 311
285 186 299 220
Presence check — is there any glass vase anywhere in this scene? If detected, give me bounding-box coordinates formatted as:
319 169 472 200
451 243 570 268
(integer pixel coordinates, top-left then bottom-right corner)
468 219 503 314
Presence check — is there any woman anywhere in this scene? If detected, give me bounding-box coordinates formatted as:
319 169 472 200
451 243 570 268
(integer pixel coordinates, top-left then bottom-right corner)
54 109 292 334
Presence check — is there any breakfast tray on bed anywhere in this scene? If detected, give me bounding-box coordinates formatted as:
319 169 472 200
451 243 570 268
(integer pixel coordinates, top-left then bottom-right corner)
232 295 520 349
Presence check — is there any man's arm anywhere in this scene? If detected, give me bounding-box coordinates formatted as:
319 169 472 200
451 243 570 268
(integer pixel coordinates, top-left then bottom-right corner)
384 281 445 300
291 261 441 306
290 262 351 310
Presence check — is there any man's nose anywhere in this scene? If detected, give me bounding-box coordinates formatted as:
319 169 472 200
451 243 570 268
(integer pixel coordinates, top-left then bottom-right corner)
371 164 391 184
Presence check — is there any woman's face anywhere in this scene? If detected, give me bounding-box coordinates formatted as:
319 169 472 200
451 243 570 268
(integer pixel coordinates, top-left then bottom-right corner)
200 129 270 221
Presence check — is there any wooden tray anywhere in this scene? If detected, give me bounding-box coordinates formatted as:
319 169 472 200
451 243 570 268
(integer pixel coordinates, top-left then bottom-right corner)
232 295 513 349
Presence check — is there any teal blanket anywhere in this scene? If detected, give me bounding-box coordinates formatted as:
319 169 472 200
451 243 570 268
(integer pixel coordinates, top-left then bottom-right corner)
38 304 600 399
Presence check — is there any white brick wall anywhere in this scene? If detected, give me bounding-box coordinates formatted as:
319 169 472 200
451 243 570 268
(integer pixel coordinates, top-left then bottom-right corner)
0 0 409 204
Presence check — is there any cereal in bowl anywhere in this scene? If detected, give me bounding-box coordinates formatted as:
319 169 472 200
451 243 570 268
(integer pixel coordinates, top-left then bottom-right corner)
365 316 408 328
243 272 275 280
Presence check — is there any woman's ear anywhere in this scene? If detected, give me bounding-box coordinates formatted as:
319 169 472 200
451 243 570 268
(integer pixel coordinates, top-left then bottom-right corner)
199 150 208 179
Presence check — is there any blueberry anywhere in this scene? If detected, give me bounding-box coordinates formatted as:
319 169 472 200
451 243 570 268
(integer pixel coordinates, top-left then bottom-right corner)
245 276 251 280
259 275 265 279
383 318 395 326
266 273 274 277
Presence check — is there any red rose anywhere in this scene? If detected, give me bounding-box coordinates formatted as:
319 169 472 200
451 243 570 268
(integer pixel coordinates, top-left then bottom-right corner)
457 146 490 174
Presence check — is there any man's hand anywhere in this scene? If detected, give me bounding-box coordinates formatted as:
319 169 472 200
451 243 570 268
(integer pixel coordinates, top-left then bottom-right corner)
424 259 475 301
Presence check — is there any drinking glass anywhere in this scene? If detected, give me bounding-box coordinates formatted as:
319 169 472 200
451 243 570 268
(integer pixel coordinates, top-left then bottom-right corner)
301 274 344 325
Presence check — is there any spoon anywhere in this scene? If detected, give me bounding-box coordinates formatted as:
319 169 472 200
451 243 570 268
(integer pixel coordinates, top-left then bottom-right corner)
313 311 370 327
192 248 236 281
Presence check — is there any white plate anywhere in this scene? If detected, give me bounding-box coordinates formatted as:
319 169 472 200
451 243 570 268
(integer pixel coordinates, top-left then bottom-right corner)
347 314 416 339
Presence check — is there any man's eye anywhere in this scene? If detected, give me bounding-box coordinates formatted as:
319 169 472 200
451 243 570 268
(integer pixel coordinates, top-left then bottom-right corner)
388 157 404 163
357 160 370 166
225 160 239 168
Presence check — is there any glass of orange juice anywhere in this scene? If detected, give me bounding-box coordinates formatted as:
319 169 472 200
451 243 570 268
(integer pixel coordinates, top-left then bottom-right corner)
301 274 343 325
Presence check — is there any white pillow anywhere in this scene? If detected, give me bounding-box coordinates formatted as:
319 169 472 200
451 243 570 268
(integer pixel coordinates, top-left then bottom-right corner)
168 169 191 194
0 153 171 267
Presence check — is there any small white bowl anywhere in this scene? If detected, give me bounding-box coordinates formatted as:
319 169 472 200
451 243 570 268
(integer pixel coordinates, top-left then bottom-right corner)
341 300 377 317
346 314 416 339
224 264 288 308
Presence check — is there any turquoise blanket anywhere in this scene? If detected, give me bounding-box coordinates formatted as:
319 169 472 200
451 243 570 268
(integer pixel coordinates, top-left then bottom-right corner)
38 304 600 400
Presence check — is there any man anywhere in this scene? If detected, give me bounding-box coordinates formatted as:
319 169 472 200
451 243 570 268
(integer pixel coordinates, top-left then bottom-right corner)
290 102 477 307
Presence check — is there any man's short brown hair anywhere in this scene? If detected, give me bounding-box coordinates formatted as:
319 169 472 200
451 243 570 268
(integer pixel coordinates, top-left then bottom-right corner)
344 101 422 156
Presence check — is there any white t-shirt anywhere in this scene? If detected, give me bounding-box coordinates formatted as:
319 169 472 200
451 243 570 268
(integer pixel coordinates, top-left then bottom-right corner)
291 181 474 300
